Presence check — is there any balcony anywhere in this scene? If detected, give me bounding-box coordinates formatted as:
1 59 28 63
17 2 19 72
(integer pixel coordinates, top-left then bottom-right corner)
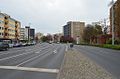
4 18 9 25
15 33 19 36
15 23 18 27
4 30 9 33
4 34 9 39
4 25 9 28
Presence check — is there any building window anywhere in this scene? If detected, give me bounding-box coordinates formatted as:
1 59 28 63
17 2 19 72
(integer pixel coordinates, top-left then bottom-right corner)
2 27 4 30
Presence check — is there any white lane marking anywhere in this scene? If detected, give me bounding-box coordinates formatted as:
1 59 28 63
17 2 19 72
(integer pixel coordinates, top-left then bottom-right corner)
0 45 49 55
0 51 34 61
0 66 59 73
35 51 40 54
16 53 44 66
0 50 24 55
0 46 51 61
16 49 53 66
52 45 61 54
65 45 68 51
53 50 57 54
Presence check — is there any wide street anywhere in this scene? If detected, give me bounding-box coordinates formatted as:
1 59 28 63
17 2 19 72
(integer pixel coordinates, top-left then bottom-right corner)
0 43 66 79
74 45 120 79
0 43 120 79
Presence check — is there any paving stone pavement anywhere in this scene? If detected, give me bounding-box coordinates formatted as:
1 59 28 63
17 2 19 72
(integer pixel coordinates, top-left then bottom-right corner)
57 50 116 79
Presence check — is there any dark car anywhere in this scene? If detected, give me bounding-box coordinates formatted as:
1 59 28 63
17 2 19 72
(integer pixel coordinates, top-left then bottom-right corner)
0 41 9 50
70 43 74 48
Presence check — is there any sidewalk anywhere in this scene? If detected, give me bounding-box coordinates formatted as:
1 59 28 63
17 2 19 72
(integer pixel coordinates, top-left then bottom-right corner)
57 50 115 79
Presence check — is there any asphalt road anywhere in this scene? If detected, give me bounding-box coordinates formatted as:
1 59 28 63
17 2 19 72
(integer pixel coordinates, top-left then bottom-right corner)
74 45 120 79
0 43 66 79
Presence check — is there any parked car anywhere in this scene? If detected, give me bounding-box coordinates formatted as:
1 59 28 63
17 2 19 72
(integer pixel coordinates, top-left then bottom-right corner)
0 41 9 50
13 43 21 47
9 43 14 48
21 43 27 47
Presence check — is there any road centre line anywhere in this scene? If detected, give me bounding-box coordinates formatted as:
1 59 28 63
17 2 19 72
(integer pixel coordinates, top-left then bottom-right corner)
0 66 59 74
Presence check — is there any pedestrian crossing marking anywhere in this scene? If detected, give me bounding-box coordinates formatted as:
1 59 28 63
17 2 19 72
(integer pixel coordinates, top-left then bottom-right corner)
0 66 59 74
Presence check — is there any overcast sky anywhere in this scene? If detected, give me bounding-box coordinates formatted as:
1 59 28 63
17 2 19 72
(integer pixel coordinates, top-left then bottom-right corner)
0 0 115 34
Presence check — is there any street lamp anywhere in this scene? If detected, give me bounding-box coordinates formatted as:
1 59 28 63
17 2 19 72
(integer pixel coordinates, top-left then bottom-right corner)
111 0 115 45
109 0 115 45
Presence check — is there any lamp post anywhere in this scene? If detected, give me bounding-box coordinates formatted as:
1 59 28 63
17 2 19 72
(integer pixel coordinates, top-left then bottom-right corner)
109 0 115 45
111 0 115 45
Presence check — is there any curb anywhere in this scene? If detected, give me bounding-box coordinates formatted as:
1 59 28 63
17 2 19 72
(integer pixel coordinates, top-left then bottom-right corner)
56 51 67 79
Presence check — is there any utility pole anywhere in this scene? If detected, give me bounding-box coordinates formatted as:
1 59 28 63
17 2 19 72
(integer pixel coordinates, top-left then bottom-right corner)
111 0 115 45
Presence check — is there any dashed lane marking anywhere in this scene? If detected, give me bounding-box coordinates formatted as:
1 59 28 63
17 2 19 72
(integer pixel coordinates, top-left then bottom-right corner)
0 51 33 61
65 45 68 51
0 66 59 74
16 48 55 66
35 51 40 54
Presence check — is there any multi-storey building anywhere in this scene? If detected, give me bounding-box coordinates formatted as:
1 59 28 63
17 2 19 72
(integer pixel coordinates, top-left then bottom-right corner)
20 26 35 42
30 28 35 41
63 24 71 37
35 32 43 42
110 0 120 38
0 13 4 38
20 28 25 40
0 13 21 41
63 21 85 43
24 26 30 41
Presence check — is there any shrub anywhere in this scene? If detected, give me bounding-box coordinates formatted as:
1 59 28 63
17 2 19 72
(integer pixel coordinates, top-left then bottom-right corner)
106 39 120 45
102 44 120 50
106 39 112 44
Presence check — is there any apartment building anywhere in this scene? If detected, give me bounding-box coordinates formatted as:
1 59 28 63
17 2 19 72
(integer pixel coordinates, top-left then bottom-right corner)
30 28 35 41
0 13 21 41
63 21 85 43
20 26 35 42
20 28 25 40
0 13 4 38
110 0 120 38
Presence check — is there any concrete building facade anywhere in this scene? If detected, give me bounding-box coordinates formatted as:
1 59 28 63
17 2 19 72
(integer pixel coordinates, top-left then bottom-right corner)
0 13 21 41
20 28 25 40
30 28 35 41
110 0 120 38
20 26 35 42
63 21 85 43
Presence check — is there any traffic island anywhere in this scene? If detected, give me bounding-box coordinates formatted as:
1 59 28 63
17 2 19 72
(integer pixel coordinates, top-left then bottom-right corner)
57 50 116 79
